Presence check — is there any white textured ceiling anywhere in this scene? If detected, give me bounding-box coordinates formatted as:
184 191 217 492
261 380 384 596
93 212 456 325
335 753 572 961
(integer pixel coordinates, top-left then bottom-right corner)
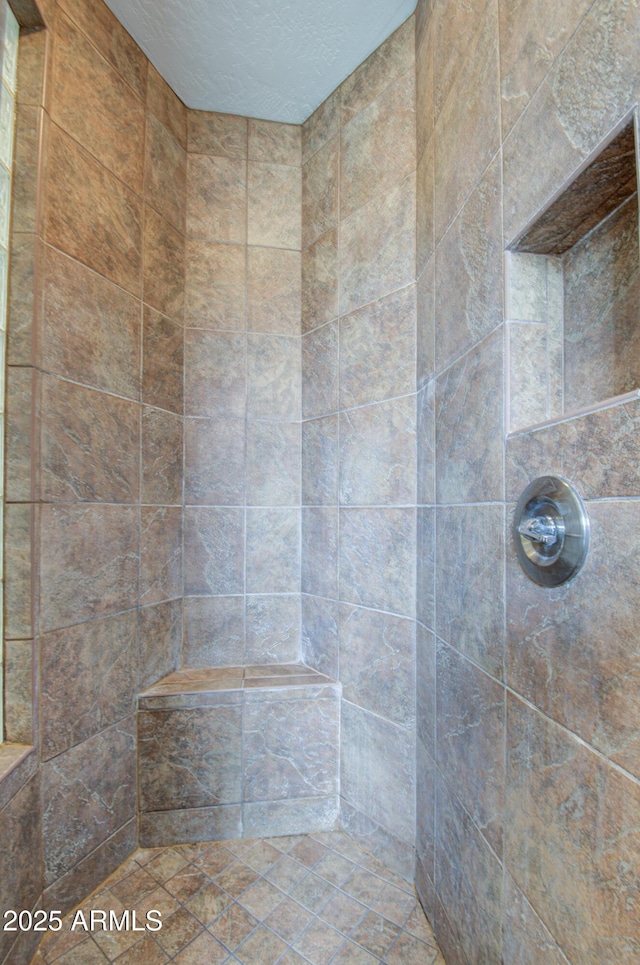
102 0 417 124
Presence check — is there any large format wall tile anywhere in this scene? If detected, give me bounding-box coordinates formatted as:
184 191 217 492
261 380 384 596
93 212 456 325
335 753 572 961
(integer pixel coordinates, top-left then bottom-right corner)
341 700 414 844
51 11 145 193
185 329 246 417
302 136 338 249
302 228 338 332
142 306 183 413
340 69 415 220
302 89 339 164
185 416 245 507
301 507 338 599
187 109 247 158
139 705 242 811
339 397 416 506
339 285 416 409
140 506 182 605
247 334 301 421
247 246 301 336
143 206 185 321
139 599 182 691
302 322 338 419
42 719 136 885
340 175 415 316
245 594 300 664
302 595 339 679
435 330 504 504
40 375 140 503
505 693 640 963
40 504 139 630
183 596 244 667
248 162 301 250
339 508 415 616
45 124 142 295
341 18 414 124
506 499 640 779
185 240 246 330
141 407 183 505
184 508 244 596
435 156 503 372
340 605 415 729
244 696 339 802
41 245 140 400
0 775 42 965
436 641 505 855
144 111 187 233
302 416 338 506
436 504 505 678
187 154 246 244
40 610 137 760
246 420 300 506
248 118 301 166
435 773 503 965
246 508 300 594
502 874 571 965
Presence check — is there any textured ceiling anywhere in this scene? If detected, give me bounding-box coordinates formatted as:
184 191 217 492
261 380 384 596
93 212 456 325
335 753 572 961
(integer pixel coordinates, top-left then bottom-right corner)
102 0 417 124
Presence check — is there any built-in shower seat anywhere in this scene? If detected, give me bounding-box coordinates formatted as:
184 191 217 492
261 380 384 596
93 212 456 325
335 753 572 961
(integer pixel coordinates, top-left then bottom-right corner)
137 664 341 848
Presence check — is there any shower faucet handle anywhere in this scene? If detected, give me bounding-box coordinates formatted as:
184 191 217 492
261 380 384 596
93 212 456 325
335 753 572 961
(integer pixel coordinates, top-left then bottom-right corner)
517 514 559 546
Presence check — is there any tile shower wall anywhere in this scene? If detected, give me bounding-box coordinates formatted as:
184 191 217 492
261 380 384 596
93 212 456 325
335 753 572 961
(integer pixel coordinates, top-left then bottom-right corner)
415 0 640 961
2 0 186 958
183 112 302 667
300 18 417 881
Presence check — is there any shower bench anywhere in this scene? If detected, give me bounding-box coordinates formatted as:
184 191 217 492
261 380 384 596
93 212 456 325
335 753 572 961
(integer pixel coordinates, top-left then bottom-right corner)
137 663 341 848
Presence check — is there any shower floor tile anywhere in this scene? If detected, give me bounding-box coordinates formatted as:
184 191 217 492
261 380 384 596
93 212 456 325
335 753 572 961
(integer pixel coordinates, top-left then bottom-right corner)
32 832 446 964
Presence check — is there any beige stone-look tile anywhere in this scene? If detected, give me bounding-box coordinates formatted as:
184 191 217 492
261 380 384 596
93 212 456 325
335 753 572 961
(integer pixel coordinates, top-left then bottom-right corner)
302 321 338 419
247 334 301 421
141 407 183 505
302 135 338 249
147 64 187 149
185 416 245 505
416 135 434 278
185 241 246 330
7 231 36 367
184 507 244 595
249 118 301 165
436 504 505 678
386 931 444 964
207 902 258 951
416 20 434 163
499 0 602 137
340 175 415 316
139 705 242 812
58 0 147 99
294 918 343 963
141 506 182 605
507 499 640 780
40 610 137 760
185 329 246 418
173 929 229 964
417 382 435 507
247 246 301 335
416 258 435 390
503 0 640 245
436 641 505 855
415 741 436 899
115 935 169 964
434 0 500 241
341 17 415 123
341 69 415 221
51 11 145 192
339 397 416 506
435 155 503 371
339 285 416 409
506 693 640 964
143 206 185 321
265 896 313 943
216 859 260 898
164 865 210 903
45 124 142 295
12 104 39 235
142 306 183 413
3 639 33 744
183 596 244 668
40 377 140 503
340 605 415 729
245 507 299 593
188 110 247 158
501 873 571 965
302 415 338 506
5 366 34 503
246 420 299 505
139 599 182 692
302 507 338 599
248 162 301 250
508 321 549 431
245 594 300 665
187 154 247 243
416 623 435 756
40 504 138 630
302 228 338 332
341 701 415 848
145 111 187 232
42 719 136 884
431 0 493 118
435 773 502 965
302 89 339 164
351 911 401 959
435 330 504 504
41 245 140 400
339 508 415 617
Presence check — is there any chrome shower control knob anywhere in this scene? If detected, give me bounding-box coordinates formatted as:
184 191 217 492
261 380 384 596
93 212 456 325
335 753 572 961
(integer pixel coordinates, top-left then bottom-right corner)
513 475 589 587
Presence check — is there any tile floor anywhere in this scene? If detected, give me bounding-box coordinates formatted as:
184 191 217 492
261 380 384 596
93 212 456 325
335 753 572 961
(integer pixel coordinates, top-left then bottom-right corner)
33 831 445 964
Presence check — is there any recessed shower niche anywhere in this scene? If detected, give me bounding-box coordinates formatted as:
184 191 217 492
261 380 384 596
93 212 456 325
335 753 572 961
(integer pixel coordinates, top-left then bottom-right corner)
506 116 640 431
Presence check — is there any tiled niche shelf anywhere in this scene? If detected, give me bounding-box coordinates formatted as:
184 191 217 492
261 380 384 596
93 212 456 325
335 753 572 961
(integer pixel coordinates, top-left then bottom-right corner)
506 116 640 433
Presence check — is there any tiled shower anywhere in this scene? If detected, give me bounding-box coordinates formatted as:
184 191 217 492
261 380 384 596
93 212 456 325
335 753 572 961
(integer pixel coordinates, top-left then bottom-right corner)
2 0 640 962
